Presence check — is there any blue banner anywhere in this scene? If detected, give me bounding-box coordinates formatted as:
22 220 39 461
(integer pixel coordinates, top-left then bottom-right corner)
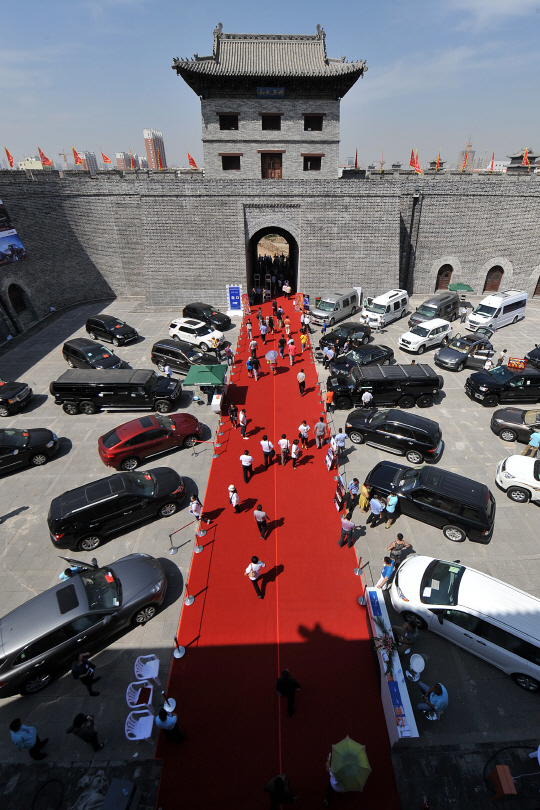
227 285 242 310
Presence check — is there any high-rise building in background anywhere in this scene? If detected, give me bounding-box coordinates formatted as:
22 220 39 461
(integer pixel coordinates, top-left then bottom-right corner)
17 156 45 170
79 151 98 173
115 152 131 170
143 129 167 169
457 140 475 170
138 156 149 169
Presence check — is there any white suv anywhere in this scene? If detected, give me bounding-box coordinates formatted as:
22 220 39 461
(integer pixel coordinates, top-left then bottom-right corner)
398 318 452 355
169 318 224 351
495 455 540 503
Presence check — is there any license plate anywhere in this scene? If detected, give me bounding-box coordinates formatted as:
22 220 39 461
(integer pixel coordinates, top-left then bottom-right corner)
474 393 482 399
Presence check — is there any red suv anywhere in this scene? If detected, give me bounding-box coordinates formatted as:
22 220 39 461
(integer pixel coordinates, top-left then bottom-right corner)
98 414 202 471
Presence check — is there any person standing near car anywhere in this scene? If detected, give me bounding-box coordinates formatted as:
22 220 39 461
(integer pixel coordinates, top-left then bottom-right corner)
366 495 385 529
325 389 334 413
66 713 105 752
346 478 360 517
325 346 335 369
224 345 233 366
72 652 100 696
338 515 355 548
189 494 203 524
497 349 508 367
334 428 348 458
459 305 468 324
387 532 411 564
376 557 395 589
384 487 399 529
9 719 49 761
362 389 374 408
260 435 275 468
211 336 220 360
522 428 540 457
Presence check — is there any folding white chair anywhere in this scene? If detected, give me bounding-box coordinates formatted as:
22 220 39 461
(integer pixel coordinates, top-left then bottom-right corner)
125 709 154 745
134 654 160 686
126 680 154 714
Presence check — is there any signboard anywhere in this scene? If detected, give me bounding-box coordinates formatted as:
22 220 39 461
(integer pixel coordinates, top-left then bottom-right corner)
294 293 304 312
241 293 251 317
334 475 345 512
0 200 26 266
508 357 527 371
226 284 242 317
257 87 285 98
325 445 334 471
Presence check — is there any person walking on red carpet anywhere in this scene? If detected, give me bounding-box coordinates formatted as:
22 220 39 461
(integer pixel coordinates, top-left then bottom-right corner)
300 332 308 353
298 421 310 449
278 334 286 359
276 669 301 717
260 435 275 467
338 515 355 548
291 439 301 469
278 434 290 466
245 555 265 599
324 752 344 806
288 340 296 366
264 774 296 808
229 402 238 429
228 485 240 513
240 450 253 483
246 319 253 340
314 417 327 448
239 409 248 438
297 368 306 396
251 355 261 381
260 322 268 344
284 315 291 335
249 338 258 358
254 504 269 538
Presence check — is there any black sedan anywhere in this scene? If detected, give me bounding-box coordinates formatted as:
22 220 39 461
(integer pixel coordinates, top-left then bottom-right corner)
345 408 442 464
525 346 540 370
62 338 124 370
490 407 540 443
0 428 60 472
319 321 371 351
0 554 166 697
331 344 393 375
183 302 231 330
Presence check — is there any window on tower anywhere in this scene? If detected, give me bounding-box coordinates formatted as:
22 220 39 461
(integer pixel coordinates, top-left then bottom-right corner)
222 155 241 171
261 115 281 131
219 115 239 130
304 115 324 131
303 156 322 171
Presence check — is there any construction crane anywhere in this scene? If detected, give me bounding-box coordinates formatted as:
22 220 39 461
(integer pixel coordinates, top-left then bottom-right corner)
58 149 69 170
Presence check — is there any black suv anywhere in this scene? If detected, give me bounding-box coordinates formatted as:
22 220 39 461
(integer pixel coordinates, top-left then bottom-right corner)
151 339 215 374
48 467 186 551
50 369 182 415
365 460 496 544
327 364 443 410
525 346 540 370
85 315 138 346
0 428 59 473
465 366 540 407
319 321 371 351
62 338 124 370
182 302 231 330
434 330 494 372
0 554 166 697
345 408 442 464
330 344 394 375
0 380 33 418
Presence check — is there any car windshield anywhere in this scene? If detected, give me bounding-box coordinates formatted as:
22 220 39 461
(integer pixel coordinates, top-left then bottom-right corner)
101 429 120 448
410 325 430 337
420 560 465 605
200 307 216 317
145 372 159 391
317 300 337 312
1 428 29 448
447 338 471 354
364 301 386 314
524 410 540 425
126 470 156 496
487 366 514 384
156 415 175 430
395 467 420 489
368 409 391 426
332 327 349 338
473 304 496 317
345 350 364 363
83 346 111 361
81 567 120 610
193 325 212 336
416 305 437 317
184 347 204 360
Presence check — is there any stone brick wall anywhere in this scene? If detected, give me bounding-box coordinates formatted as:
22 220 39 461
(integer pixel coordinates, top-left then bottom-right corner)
201 98 340 179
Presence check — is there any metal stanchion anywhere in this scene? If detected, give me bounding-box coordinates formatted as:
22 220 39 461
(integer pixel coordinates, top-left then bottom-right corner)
173 637 185 659
184 584 194 606
168 532 179 556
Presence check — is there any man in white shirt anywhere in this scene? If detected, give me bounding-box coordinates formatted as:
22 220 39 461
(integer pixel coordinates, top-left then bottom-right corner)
260 435 274 468
163 365 173 378
297 369 306 396
361 389 374 408
253 505 269 538
245 555 266 599
298 421 310 449
334 428 348 457
278 434 290 466
240 450 253 483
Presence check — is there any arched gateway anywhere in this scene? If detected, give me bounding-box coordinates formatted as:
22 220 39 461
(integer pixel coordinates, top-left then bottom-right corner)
247 227 299 298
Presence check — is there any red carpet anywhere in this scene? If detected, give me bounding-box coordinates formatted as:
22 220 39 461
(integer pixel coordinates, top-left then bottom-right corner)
156 300 400 809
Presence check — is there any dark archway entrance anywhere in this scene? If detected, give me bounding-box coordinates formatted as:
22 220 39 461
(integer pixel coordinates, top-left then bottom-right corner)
247 227 298 303
534 275 540 298
435 264 453 291
483 266 504 293
8 284 27 315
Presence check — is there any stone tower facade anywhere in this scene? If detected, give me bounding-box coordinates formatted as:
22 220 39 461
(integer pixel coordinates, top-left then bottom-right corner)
172 24 367 180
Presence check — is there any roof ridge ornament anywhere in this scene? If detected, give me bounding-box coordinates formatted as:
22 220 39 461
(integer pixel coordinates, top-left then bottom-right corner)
213 22 223 58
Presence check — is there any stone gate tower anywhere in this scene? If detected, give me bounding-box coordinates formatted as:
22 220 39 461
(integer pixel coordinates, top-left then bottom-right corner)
172 24 367 180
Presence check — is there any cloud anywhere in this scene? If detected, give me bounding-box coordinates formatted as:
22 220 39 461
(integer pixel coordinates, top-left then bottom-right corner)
447 0 539 29
0 47 73 91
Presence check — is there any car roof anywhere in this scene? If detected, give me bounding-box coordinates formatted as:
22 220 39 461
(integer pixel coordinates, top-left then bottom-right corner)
418 466 489 503
172 318 206 328
412 318 451 329
153 338 190 351
385 409 440 432
421 292 457 303
98 314 124 324
110 415 158 441
188 302 213 309
64 338 101 349
333 322 363 330
54 369 153 384
55 473 129 518
354 363 438 380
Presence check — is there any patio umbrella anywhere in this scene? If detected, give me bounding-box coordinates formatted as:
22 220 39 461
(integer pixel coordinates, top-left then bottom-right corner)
182 364 228 387
265 350 278 362
448 282 473 292
330 736 371 792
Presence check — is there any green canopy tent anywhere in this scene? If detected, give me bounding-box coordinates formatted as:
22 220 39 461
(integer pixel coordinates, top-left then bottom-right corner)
182 365 228 387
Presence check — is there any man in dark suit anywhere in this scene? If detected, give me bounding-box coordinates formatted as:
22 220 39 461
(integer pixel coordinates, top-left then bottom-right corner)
276 669 301 717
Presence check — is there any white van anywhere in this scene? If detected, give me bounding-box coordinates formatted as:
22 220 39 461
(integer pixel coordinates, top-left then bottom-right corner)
362 289 409 329
311 288 361 327
398 318 453 354
391 555 540 691
466 289 527 332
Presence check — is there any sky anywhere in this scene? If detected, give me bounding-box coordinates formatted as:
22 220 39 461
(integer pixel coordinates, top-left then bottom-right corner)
1 0 539 170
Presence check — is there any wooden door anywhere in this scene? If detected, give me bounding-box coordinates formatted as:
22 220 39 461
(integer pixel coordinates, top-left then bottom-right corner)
483 266 503 293
261 154 282 179
435 265 452 291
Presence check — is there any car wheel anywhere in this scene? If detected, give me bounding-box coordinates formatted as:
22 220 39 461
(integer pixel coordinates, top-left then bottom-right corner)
450 313 457 322
0 404 10 417
79 400 98 415
335 396 351 409
159 502 178 518
329 318 335 327
406 449 424 464
157 361 166 372
507 487 530 504
173 334 180 341
401 611 427 630
113 338 120 347
132 605 158 626
512 315 519 325
20 672 52 696
416 395 433 408
512 673 539 691
89 332 97 340
351 306 356 316
483 395 499 408
30 453 48 466
67 358 75 368
443 525 466 542
382 359 390 365
417 345 425 355
456 362 465 372
499 428 517 442
362 334 369 345
78 534 101 552
121 456 139 471
183 434 198 448
349 431 365 445
62 402 79 415
398 395 415 408
401 308 407 318
199 342 209 352
155 399 172 414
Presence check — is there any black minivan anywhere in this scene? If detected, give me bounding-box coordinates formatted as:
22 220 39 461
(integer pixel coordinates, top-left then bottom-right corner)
62 338 124 370
85 315 138 346
465 366 540 407
345 409 442 464
150 339 215 374
182 302 231 330
365 460 496 544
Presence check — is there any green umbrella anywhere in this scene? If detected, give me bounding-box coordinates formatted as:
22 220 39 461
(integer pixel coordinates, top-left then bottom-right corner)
182 364 228 387
448 282 473 292
330 736 372 792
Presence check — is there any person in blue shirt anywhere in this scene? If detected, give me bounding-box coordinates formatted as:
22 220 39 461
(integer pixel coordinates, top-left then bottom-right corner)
9 718 48 760
416 682 449 721
346 478 360 518
385 486 399 528
523 429 540 457
154 707 186 743
376 557 395 589
59 565 83 581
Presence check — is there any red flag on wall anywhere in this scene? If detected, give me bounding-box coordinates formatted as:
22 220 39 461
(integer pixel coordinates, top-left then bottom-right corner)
435 150 440 171
38 147 53 166
187 152 197 169
489 151 495 172
414 151 422 175
461 149 469 172
409 149 416 170
130 150 135 170
158 150 163 170
101 151 111 164
522 148 530 167
4 147 13 168
354 149 358 171
72 147 82 166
